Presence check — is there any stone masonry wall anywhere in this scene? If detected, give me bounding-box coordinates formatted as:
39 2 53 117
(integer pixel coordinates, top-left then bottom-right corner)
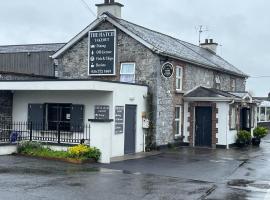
57 21 161 146
56 19 247 147
184 63 246 92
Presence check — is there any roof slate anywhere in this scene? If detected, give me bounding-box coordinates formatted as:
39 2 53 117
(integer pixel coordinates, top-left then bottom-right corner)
0 43 65 53
184 86 240 98
109 14 247 77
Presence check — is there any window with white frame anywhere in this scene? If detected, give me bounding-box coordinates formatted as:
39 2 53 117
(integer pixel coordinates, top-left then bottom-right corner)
175 106 182 136
231 79 236 91
120 63 135 83
214 74 221 90
176 66 183 91
257 106 270 122
230 105 236 129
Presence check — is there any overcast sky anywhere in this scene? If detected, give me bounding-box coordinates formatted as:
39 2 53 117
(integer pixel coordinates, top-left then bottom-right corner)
0 0 269 96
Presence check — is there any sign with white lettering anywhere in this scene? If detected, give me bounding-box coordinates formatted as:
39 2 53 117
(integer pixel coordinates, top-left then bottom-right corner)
89 30 116 76
115 106 124 134
161 62 174 78
95 105 110 120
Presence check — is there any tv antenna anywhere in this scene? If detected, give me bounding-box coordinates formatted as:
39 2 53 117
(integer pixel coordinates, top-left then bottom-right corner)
197 25 208 45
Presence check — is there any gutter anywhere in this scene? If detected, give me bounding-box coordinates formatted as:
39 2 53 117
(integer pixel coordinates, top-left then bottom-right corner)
159 51 248 78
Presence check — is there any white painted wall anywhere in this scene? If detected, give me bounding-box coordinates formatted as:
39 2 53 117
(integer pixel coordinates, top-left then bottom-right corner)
110 83 148 157
90 122 112 163
184 101 237 148
0 145 17 155
13 90 113 124
183 102 190 143
11 81 148 162
216 102 232 147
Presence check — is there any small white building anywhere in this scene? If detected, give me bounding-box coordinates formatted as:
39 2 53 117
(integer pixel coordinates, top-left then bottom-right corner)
183 86 257 149
0 80 148 163
256 100 270 128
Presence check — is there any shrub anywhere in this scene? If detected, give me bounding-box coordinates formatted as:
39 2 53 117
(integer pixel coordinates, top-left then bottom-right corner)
18 142 101 162
18 141 43 154
253 126 268 139
68 144 101 161
237 130 252 144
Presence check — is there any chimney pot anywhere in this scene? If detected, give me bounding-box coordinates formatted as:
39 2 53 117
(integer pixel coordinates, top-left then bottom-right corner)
96 0 124 18
200 38 218 54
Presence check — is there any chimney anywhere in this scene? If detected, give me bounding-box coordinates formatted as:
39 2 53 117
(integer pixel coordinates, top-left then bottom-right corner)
200 38 218 54
96 0 124 18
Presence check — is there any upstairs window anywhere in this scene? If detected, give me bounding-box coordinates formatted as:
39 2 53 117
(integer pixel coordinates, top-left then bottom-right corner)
214 75 221 90
176 66 183 91
120 63 135 83
231 79 236 91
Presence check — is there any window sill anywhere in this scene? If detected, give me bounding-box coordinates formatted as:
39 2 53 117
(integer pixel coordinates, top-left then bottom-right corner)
175 90 185 94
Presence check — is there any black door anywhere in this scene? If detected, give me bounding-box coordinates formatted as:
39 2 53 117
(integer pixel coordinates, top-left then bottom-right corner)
195 107 212 147
240 108 251 131
124 105 137 154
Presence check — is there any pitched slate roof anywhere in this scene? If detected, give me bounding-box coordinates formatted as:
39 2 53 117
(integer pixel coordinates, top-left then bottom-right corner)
52 13 248 78
112 15 247 77
184 86 238 98
0 43 65 53
184 86 254 103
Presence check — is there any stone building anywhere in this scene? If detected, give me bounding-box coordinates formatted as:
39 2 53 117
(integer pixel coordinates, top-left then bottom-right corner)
51 1 256 148
0 0 258 157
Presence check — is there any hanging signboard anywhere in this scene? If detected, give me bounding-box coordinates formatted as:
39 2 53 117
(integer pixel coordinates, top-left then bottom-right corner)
89 30 116 76
161 62 174 78
94 105 110 120
115 106 124 134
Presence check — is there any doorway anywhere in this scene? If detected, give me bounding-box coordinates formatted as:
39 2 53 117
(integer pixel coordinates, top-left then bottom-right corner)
195 107 212 147
124 105 137 154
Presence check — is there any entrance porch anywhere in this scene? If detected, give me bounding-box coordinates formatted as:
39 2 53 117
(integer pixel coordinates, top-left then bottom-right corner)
183 86 257 149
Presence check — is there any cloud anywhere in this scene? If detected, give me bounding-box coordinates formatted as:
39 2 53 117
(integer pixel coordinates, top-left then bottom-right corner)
0 0 269 96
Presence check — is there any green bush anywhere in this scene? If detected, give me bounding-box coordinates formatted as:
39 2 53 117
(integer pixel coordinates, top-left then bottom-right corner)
17 142 101 162
237 130 252 144
253 127 268 139
18 141 43 154
68 145 101 161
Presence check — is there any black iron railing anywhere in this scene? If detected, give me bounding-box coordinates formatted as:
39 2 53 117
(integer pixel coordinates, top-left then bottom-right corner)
0 122 90 145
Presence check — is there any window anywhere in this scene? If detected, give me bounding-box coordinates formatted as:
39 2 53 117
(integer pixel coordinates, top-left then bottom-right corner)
46 104 72 131
120 63 135 83
231 79 236 91
230 105 236 129
176 66 183 91
175 106 182 136
28 103 84 132
214 75 221 90
267 108 270 121
260 107 266 122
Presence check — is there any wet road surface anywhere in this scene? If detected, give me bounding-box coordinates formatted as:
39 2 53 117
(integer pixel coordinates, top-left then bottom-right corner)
1 137 270 199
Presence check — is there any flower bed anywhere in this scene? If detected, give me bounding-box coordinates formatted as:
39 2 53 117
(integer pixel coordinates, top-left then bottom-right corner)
17 141 101 164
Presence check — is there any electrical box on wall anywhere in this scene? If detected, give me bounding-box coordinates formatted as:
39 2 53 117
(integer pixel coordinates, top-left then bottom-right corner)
142 118 150 129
